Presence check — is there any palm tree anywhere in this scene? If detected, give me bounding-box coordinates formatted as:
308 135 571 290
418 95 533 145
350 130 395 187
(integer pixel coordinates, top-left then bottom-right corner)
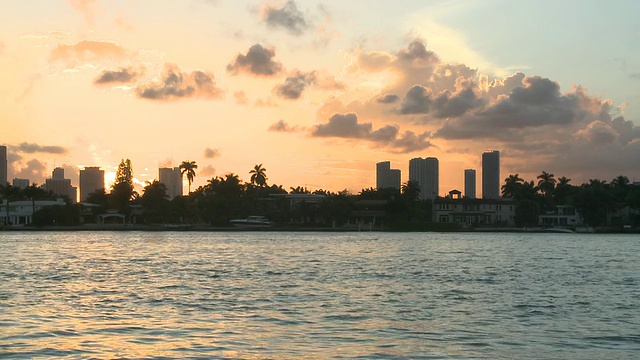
179 160 198 194
501 174 524 198
401 180 421 202
249 164 268 187
537 171 556 197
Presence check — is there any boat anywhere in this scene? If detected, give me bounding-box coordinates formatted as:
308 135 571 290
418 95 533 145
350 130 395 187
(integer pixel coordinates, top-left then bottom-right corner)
543 227 575 233
229 216 274 228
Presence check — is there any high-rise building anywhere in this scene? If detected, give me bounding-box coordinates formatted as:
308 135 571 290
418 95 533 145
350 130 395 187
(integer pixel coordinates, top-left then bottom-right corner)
44 167 77 203
159 167 183 199
409 157 439 199
79 166 105 202
0 145 7 187
464 169 476 199
12 178 30 189
482 150 500 199
376 161 401 190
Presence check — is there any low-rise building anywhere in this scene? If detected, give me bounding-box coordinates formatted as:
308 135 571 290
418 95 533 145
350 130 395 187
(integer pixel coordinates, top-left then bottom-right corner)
433 190 516 226
538 205 581 227
0 198 66 226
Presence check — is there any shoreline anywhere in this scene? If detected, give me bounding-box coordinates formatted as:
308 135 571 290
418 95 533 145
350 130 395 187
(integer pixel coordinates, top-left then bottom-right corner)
2 224 638 233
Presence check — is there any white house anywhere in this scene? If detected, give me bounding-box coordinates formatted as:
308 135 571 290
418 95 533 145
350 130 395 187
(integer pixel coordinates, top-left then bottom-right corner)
433 190 517 226
538 205 582 227
0 198 66 226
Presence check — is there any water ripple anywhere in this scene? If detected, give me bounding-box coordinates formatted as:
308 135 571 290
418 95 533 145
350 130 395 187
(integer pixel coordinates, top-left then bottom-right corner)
0 231 639 358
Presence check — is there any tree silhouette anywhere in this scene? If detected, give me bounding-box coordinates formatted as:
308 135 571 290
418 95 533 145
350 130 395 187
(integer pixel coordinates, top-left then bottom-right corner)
537 171 556 197
501 174 524 198
180 160 198 194
110 158 137 214
401 180 421 202
249 164 268 187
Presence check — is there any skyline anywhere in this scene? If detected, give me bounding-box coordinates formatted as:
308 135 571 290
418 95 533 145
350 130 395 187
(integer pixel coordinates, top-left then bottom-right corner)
2 1 640 194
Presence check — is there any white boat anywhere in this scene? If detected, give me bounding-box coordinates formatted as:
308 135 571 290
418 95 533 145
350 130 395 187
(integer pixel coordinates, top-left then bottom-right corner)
543 227 575 233
229 216 274 228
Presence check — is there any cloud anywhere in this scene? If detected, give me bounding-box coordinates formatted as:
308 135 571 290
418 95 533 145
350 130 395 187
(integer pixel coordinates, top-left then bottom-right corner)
576 120 619 144
204 148 220 158
431 81 485 119
400 85 431 114
136 64 223 101
268 120 300 132
94 67 139 84
13 159 48 185
227 44 283 76
312 113 372 138
68 0 97 26
14 142 67 154
311 113 432 153
376 94 399 104
200 164 216 177
261 0 309 35
274 70 317 99
50 40 126 65
234 91 248 105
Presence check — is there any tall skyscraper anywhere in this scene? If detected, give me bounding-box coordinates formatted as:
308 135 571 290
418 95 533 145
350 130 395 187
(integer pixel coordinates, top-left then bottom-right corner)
44 167 77 202
482 150 500 199
409 157 439 199
0 145 7 187
79 166 105 202
464 169 476 199
376 161 401 190
159 167 183 199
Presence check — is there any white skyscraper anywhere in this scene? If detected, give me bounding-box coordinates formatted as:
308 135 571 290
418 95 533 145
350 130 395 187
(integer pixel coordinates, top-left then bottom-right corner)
464 169 476 199
376 161 401 190
409 157 439 199
482 150 500 199
80 167 105 202
159 167 183 199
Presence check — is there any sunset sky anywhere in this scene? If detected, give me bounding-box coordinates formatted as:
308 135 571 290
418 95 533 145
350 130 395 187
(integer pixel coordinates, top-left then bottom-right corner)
2 0 639 196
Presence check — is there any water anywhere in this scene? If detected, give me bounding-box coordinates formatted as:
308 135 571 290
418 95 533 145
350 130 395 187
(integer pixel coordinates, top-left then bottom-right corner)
0 231 639 359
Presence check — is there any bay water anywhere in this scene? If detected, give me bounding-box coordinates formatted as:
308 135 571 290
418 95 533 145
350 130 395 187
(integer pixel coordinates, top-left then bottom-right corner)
1 231 638 359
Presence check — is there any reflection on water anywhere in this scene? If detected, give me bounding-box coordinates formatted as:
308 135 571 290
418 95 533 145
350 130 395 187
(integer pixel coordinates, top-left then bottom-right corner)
1 231 639 358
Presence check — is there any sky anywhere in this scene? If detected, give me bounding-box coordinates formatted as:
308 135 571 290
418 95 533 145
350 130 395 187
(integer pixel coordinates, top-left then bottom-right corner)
2 0 639 196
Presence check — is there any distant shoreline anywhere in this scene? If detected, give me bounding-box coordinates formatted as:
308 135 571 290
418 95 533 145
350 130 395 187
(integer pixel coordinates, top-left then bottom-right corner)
1 224 638 233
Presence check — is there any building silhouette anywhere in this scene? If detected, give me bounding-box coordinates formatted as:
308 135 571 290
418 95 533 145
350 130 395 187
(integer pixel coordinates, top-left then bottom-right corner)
409 157 439 199
159 167 182 199
44 167 77 203
464 169 476 199
12 178 30 189
79 166 105 202
376 161 401 190
482 150 500 199
0 145 7 187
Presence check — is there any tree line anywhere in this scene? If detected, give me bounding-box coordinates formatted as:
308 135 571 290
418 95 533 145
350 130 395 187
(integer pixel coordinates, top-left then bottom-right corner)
501 172 640 227
1 160 639 228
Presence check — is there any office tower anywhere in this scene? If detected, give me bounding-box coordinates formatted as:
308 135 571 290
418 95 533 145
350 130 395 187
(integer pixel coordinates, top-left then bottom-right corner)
0 145 7 187
159 167 183 199
79 166 105 202
12 178 30 189
45 167 77 202
376 161 401 190
464 169 476 199
52 167 65 180
482 150 500 199
409 157 439 199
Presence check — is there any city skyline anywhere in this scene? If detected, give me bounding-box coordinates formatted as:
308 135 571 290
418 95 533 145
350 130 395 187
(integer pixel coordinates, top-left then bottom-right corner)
2 1 640 194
